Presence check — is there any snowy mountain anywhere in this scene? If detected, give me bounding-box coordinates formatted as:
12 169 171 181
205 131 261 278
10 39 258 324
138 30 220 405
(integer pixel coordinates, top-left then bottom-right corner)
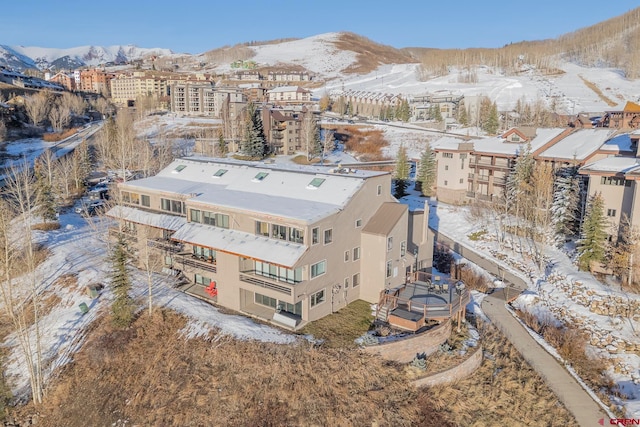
0 44 173 71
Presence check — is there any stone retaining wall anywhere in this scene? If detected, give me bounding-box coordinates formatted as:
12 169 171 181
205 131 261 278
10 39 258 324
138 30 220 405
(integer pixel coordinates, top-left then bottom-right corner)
363 320 451 363
411 345 484 388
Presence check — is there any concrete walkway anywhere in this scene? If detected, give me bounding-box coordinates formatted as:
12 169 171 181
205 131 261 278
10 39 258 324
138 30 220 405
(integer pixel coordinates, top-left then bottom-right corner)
483 288 607 426
435 231 609 426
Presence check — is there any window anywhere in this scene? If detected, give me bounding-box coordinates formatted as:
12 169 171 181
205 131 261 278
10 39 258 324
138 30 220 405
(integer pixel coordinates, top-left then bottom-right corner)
445 165 449 171
254 261 302 283
607 209 617 217
279 300 302 316
460 178 464 184
253 172 269 181
442 153 454 159
353 273 360 287
272 224 287 240
387 236 393 251
308 177 325 188
173 164 187 173
256 221 269 236
312 227 319 245
344 250 350 262
353 247 360 260
310 289 326 307
377 185 382 195
190 209 201 223
289 227 304 244
386 260 392 278
355 219 362 228
311 260 326 278
141 195 150 207
344 277 350 288
192 245 215 261
194 273 211 286
324 229 333 244
213 169 228 177
401 241 406 257
601 176 629 186
255 292 277 309
161 198 184 214
444 180 448 186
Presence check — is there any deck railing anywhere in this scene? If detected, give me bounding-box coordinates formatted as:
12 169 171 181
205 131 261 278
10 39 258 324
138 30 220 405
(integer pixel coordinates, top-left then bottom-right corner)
176 252 217 273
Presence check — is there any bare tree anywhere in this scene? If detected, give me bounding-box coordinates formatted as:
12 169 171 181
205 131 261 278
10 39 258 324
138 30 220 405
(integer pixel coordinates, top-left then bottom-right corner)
24 92 51 127
59 92 86 117
96 112 137 182
300 111 321 161
2 161 44 404
91 97 110 118
48 103 71 132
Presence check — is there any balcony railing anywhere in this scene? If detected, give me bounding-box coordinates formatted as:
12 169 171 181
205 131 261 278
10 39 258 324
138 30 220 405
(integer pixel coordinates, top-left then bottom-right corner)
239 273 293 295
175 253 217 273
147 238 183 253
466 191 476 198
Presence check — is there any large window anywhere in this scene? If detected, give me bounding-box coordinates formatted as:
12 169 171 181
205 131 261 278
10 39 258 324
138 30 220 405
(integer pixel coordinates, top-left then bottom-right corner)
601 176 631 187
256 221 270 236
201 211 229 228
141 195 150 207
310 289 326 307
386 260 392 278
353 273 360 287
194 273 211 286
161 198 185 214
353 247 361 261
254 261 302 284
311 260 326 278
272 224 287 240
192 245 215 261
190 209 201 223
256 221 304 243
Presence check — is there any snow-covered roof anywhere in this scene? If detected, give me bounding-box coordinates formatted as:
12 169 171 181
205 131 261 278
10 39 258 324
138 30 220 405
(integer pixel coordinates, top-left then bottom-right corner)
473 128 566 156
171 222 306 267
106 206 186 231
121 157 386 223
267 85 309 93
537 128 617 161
579 156 640 174
431 136 470 151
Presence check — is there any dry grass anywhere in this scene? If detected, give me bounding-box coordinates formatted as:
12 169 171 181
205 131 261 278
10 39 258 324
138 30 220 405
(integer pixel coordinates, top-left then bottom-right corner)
333 33 415 74
334 126 390 161
417 322 576 426
514 308 615 410
24 309 423 427
579 76 618 107
458 264 491 293
300 300 374 348
42 128 79 142
31 221 60 231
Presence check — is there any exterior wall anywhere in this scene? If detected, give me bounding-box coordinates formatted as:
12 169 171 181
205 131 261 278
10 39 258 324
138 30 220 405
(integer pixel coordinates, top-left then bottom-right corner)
436 151 468 202
408 208 434 271
117 169 401 325
586 175 637 234
363 320 451 363
411 345 484 387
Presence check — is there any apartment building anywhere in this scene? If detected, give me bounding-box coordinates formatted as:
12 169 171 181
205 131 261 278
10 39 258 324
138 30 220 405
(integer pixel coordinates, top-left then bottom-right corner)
48 72 76 91
267 71 312 82
602 101 640 129
261 106 320 155
430 138 474 205
339 90 399 119
170 82 216 115
410 91 464 121
109 71 171 105
266 86 312 105
79 68 114 95
108 158 433 329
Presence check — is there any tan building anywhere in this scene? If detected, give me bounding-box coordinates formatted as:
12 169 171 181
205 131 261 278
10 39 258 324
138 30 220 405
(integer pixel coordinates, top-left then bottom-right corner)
603 102 640 130
108 158 433 329
109 71 171 106
79 68 114 95
261 106 319 155
430 138 474 205
266 86 312 105
170 82 216 116
48 72 76 91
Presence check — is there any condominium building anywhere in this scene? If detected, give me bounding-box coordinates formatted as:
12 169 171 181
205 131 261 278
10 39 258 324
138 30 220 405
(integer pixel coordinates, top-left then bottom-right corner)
108 158 433 329
266 86 312 105
79 68 114 95
109 71 170 105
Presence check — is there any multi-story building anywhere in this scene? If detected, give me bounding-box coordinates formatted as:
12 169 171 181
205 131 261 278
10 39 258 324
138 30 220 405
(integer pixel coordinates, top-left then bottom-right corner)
48 72 76 91
109 71 172 106
339 90 400 119
108 158 433 329
170 82 216 116
79 68 114 95
267 71 312 82
602 102 640 129
266 86 312 105
410 91 464 121
261 106 320 155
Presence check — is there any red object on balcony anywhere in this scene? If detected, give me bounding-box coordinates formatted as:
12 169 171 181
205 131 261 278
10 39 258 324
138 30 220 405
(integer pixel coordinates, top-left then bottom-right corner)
205 281 218 297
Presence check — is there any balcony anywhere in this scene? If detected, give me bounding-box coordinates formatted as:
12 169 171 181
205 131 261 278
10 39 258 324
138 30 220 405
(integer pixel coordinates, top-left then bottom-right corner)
272 131 284 139
476 175 490 182
493 177 507 186
239 273 293 296
147 238 183 253
175 252 217 274
466 191 476 198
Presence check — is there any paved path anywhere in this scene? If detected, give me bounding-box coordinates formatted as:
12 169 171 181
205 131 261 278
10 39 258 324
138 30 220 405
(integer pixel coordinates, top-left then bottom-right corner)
482 288 608 426
435 231 609 426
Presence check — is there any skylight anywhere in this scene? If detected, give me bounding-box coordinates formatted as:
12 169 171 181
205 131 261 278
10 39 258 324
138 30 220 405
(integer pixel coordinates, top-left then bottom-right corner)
172 165 187 173
213 169 228 177
253 172 269 182
307 178 326 189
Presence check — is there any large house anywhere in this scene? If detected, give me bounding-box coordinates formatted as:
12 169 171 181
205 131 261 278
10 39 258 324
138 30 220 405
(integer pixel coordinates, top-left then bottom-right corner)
108 158 433 329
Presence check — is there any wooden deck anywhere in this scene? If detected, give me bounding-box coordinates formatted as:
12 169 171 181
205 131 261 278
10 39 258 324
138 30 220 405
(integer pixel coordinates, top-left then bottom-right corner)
377 272 469 331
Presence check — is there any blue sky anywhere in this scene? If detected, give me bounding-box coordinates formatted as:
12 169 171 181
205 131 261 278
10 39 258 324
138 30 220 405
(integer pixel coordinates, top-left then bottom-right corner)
1 0 637 53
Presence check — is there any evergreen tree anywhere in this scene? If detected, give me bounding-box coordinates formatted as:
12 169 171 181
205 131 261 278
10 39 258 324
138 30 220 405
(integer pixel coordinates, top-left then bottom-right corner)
483 102 499 134
457 100 469 126
577 192 609 271
505 142 534 220
432 104 443 122
416 144 436 196
608 214 638 283
396 98 411 122
240 102 267 159
393 145 410 198
33 161 57 223
216 129 227 157
110 234 135 328
550 167 581 245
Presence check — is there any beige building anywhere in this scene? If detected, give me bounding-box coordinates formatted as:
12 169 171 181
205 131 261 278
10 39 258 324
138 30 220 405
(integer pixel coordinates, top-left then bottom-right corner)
108 158 433 329
110 71 170 105
266 86 312 105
